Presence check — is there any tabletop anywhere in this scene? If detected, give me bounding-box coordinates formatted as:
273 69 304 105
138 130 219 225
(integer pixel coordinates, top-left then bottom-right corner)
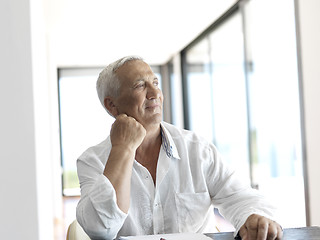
205 226 320 240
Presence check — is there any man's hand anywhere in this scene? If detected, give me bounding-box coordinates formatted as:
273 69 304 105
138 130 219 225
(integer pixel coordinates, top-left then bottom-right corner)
110 114 146 152
239 214 283 240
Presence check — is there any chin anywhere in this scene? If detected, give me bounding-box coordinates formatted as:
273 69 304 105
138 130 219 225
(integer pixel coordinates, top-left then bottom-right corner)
143 114 162 126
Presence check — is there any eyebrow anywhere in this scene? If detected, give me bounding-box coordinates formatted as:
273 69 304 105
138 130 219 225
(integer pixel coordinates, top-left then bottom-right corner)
133 79 145 85
134 76 158 83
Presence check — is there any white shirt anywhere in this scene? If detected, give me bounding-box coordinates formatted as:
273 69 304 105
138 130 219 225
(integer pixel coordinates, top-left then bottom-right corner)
76 122 276 240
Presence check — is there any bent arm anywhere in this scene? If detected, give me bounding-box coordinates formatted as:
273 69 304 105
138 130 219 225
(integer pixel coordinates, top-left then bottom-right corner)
76 114 146 239
104 114 146 213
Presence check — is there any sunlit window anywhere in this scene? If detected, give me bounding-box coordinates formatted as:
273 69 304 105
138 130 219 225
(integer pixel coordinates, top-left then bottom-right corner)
184 11 250 184
182 0 305 228
244 0 305 227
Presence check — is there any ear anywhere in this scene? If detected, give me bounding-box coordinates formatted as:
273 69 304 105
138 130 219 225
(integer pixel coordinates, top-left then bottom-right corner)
104 97 119 117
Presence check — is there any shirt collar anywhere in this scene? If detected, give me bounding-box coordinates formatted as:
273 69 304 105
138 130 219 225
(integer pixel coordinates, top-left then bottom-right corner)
160 122 180 160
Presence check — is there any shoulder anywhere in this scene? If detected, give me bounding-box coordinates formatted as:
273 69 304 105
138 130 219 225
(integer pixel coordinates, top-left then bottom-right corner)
161 121 218 157
78 137 111 167
162 122 211 145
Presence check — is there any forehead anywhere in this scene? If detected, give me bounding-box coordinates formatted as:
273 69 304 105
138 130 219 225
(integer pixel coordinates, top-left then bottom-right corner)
116 60 154 83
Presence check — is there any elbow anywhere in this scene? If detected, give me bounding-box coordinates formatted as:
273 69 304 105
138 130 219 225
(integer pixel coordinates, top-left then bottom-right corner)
76 204 120 240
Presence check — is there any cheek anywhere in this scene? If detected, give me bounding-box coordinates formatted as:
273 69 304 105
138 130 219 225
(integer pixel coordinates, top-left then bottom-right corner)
120 96 142 110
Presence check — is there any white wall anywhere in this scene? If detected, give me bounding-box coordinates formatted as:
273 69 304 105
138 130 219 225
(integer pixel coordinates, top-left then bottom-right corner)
0 0 54 239
296 0 320 226
30 0 55 238
0 0 38 238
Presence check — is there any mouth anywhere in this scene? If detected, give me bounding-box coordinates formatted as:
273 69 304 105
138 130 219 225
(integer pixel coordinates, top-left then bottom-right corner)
145 106 160 113
145 104 159 109
145 102 161 112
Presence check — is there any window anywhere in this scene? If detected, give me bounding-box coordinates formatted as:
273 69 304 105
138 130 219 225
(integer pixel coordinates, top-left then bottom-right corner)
184 11 250 184
182 0 305 228
243 0 305 227
183 10 249 232
167 56 184 128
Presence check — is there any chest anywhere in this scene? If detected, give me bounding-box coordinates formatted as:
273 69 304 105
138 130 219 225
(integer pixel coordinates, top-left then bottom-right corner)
135 147 160 184
126 158 213 236
138 156 158 184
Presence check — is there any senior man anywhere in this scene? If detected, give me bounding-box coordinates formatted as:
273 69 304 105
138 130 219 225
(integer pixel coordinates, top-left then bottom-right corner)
76 56 283 240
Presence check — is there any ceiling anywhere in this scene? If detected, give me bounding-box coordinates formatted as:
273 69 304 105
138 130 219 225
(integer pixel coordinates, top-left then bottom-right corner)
44 0 237 66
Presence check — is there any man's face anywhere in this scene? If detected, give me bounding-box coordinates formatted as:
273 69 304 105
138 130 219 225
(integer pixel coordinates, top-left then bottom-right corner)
112 60 163 128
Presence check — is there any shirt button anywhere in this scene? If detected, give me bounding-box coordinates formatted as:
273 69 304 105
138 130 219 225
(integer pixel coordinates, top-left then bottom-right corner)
145 175 149 179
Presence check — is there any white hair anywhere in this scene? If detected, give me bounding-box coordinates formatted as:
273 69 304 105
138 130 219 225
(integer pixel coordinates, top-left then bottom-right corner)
96 55 143 115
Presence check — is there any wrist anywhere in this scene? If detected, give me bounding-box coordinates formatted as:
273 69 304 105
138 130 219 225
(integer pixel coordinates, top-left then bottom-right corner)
104 145 136 177
111 145 136 158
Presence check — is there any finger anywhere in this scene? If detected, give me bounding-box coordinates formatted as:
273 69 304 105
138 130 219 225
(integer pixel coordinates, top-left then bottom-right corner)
276 224 284 240
120 112 135 120
119 114 139 124
246 218 258 240
257 218 268 240
128 116 137 121
116 113 127 120
248 228 257 240
116 114 136 124
266 222 277 240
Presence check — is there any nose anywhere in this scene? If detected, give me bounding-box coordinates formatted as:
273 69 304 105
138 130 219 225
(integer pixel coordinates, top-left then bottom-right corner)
146 83 161 100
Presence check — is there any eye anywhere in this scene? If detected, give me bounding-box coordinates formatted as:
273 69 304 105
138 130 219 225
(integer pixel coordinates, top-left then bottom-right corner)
153 80 159 87
135 82 145 89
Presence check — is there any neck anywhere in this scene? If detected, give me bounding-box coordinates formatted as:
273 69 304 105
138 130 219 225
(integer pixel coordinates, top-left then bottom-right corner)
139 124 161 149
135 124 162 163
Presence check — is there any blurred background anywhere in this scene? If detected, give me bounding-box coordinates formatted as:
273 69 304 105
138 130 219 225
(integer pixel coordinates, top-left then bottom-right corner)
1 0 319 239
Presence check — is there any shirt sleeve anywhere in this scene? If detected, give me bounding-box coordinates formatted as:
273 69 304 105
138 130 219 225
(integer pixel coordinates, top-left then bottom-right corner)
76 155 128 240
205 145 277 237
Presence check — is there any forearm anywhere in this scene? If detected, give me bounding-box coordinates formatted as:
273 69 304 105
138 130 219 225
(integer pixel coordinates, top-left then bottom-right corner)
213 184 276 236
206 147 276 235
76 174 128 240
103 146 135 213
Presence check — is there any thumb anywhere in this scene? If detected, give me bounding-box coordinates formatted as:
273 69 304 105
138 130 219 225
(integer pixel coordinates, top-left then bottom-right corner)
238 225 248 240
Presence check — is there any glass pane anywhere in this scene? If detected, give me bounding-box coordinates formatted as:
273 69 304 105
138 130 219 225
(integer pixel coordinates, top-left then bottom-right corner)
168 57 184 128
244 0 305 227
185 37 214 143
184 11 249 232
208 12 250 184
168 61 177 125
185 12 250 184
